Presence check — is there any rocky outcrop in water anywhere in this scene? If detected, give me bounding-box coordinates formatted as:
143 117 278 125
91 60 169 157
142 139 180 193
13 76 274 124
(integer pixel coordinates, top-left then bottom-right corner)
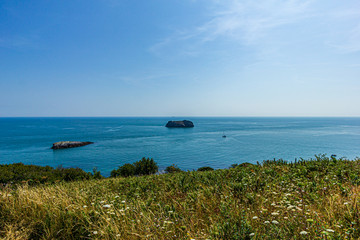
165 120 194 128
51 141 94 149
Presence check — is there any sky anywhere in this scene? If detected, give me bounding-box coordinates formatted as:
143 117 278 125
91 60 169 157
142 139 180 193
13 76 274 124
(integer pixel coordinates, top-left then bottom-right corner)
0 0 359 117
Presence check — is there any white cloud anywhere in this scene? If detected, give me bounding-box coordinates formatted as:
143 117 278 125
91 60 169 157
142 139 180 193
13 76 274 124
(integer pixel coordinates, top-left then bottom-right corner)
327 24 360 53
150 0 315 56
150 0 360 56
196 0 314 43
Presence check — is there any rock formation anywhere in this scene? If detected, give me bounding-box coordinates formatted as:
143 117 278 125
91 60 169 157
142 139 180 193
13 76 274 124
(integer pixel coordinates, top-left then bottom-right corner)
165 120 194 128
51 141 94 149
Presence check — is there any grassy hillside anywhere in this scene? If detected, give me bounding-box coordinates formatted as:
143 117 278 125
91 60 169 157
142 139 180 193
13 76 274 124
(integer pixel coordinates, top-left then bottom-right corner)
1 155 359 239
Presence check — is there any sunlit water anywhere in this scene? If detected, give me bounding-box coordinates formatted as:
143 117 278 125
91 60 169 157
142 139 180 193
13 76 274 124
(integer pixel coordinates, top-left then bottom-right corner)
1 117 360 176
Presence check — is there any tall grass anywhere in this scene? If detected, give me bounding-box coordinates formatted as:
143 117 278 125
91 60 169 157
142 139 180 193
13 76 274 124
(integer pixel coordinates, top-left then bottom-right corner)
1 155 359 239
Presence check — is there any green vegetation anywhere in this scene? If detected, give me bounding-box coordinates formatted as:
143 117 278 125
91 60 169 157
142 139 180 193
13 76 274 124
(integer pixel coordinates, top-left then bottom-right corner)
0 155 360 239
164 164 182 174
197 166 214 171
110 157 158 178
0 163 102 185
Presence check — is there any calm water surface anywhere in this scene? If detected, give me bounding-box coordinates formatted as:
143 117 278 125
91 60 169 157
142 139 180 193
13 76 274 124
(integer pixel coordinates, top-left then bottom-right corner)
1 117 360 176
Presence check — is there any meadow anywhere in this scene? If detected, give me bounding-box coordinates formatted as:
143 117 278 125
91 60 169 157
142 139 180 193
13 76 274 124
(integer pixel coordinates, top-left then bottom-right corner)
0 155 359 239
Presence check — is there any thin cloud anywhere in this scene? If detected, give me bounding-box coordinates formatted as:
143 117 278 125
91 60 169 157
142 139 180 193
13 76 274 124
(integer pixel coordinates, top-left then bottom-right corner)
150 0 360 58
327 24 360 53
150 0 315 56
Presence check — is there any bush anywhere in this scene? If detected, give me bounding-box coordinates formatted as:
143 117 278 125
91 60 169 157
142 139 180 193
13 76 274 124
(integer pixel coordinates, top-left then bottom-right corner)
0 163 94 184
197 166 214 172
111 158 158 177
111 163 136 177
134 157 158 175
165 164 182 173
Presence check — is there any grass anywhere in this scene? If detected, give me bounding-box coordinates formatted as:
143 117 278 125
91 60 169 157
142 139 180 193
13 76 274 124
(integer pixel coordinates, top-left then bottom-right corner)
0 155 359 239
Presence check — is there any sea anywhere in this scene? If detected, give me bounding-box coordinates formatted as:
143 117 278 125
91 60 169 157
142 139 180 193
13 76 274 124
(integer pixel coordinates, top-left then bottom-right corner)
1 117 360 176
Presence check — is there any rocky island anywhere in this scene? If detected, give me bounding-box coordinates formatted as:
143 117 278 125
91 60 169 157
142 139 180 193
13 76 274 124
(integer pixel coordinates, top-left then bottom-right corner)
51 141 94 149
165 120 194 128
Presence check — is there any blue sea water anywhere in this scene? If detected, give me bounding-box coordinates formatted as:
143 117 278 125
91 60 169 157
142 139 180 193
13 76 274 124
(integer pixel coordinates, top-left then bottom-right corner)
1 117 360 176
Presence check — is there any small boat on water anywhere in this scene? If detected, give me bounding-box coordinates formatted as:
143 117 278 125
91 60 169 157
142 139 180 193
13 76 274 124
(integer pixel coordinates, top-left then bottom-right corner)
222 132 226 138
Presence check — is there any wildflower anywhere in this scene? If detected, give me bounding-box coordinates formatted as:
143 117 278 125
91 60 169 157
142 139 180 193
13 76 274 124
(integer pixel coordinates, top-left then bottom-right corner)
100 201 105 204
83 205 87 208
272 220 279 224
271 212 279 216
93 231 98 235
326 229 335 233
264 221 270 224
306 219 314 222
300 231 308 235
344 202 349 205
115 195 119 198
284 217 288 219
252 216 258 220
249 233 255 237
103 204 111 208
121 200 126 203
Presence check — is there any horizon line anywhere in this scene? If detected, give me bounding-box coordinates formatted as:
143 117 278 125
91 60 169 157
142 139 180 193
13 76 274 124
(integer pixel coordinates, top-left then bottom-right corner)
1 115 360 118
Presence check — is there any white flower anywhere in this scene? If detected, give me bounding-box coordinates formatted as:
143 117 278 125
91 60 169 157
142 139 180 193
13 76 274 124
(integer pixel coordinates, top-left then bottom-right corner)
326 229 335 233
272 220 279 224
300 231 308 235
121 200 126 203
83 205 87 208
271 212 280 216
103 204 111 208
252 216 258 219
264 221 270 224
344 202 349 205
93 231 98 235
249 233 255 237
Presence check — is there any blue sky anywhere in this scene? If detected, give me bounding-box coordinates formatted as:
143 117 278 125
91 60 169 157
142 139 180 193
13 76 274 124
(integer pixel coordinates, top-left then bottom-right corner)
1 0 359 117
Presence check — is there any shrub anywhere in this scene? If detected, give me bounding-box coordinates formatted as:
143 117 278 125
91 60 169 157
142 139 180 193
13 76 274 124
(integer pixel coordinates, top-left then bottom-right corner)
197 166 214 171
111 163 136 177
111 158 158 177
0 163 93 184
134 157 158 175
165 164 182 173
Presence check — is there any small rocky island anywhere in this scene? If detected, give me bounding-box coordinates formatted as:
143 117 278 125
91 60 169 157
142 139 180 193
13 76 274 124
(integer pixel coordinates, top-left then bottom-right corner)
165 120 194 128
51 141 94 149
